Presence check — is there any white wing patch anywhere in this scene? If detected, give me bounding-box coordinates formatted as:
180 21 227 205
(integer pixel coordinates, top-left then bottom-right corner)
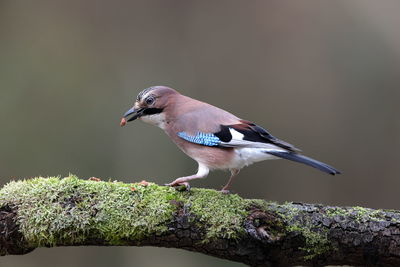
220 128 288 150
229 128 244 140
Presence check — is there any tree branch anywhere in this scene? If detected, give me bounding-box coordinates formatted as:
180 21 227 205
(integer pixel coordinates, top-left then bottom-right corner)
1 176 400 266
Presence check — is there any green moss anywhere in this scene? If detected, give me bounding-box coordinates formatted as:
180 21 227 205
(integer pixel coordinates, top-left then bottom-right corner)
0 176 248 246
349 206 387 222
325 207 348 217
325 206 389 223
299 228 331 260
244 198 275 210
0 176 180 246
185 188 247 241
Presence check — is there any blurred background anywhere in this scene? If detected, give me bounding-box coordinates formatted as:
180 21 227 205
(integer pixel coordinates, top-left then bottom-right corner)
1 0 399 266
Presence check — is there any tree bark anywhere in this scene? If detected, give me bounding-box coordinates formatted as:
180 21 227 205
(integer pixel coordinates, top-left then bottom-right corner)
1 176 400 266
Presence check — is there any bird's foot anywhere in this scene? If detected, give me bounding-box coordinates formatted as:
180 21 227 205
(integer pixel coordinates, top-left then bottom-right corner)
165 180 191 191
175 183 191 191
220 189 231 194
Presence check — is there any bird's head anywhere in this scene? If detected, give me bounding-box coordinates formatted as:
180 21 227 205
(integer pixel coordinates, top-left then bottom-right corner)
120 86 177 127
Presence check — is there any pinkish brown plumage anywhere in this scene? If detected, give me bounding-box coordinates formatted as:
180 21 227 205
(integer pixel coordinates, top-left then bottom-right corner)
121 86 340 192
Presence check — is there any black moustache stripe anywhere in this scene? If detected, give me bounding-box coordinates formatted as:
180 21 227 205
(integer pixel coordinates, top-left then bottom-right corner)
127 113 141 121
142 108 164 115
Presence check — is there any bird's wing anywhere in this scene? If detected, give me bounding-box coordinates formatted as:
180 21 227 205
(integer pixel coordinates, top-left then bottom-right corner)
177 120 300 152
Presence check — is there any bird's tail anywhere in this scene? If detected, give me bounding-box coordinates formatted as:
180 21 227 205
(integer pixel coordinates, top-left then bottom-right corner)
266 151 341 175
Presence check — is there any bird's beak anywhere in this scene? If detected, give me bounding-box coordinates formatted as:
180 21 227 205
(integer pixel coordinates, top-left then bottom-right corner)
123 107 144 122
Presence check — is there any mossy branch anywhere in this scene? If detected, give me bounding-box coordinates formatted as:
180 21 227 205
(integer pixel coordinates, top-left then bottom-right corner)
1 176 400 266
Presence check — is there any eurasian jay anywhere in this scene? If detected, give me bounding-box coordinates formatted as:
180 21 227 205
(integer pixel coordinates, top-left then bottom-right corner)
121 86 340 193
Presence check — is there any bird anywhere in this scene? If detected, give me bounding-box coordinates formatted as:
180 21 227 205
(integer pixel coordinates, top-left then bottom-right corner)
120 86 340 193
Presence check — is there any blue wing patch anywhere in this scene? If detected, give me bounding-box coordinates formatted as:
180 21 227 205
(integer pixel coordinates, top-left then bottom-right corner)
177 132 221 147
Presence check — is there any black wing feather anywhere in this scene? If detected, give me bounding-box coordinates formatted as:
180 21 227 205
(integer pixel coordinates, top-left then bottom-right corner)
216 120 299 152
247 123 300 152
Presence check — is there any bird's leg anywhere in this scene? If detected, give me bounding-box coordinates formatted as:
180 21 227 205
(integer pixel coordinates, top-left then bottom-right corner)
166 163 209 189
221 169 240 194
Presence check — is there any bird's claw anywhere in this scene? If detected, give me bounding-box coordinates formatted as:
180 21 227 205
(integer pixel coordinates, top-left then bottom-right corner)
165 181 191 191
220 189 231 194
175 183 191 191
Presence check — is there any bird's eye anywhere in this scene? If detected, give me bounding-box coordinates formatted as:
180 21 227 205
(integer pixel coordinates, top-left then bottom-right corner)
145 97 155 105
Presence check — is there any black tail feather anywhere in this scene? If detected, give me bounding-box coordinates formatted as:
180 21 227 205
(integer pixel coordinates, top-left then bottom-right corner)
266 151 341 175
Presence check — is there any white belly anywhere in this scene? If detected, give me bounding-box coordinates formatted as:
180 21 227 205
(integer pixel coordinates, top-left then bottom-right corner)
229 148 282 170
